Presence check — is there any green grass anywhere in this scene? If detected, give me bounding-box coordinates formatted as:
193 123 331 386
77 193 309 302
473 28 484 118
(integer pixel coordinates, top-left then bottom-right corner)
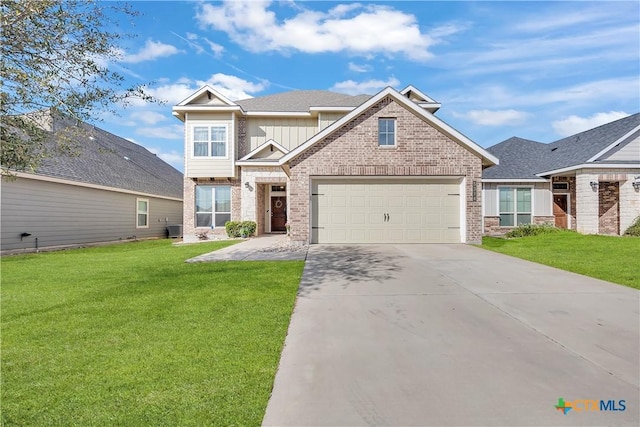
482 231 640 289
1 240 304 426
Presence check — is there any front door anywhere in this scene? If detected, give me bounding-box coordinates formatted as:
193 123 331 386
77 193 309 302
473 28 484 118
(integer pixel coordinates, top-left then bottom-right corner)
271 197 287 232
553 195 568 228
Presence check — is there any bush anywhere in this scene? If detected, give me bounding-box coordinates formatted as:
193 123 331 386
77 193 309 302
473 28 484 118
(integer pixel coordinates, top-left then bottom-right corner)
505 223 561 238
624 216 640 236
225 221 257 238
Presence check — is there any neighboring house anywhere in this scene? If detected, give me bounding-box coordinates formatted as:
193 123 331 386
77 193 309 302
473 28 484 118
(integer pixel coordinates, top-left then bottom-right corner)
1 110 184 253
483 113 640 235
173 85 498 244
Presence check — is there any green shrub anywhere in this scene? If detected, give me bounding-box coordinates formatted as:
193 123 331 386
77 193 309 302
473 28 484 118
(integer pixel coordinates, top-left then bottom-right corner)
505 223 561 238
225 221 257 238
624 216 640 236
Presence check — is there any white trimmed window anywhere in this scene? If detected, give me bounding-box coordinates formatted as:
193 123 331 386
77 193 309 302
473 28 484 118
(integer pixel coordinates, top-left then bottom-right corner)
195 186 231 228
193 125 227 157
378 118 396 146
499 187 532 226
136 198 149 228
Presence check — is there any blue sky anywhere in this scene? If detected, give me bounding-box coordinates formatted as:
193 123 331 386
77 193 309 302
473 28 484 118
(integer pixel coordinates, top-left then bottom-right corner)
101 0 640 171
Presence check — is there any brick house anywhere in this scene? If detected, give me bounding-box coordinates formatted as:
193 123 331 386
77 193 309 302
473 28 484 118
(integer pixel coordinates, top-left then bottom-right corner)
482 113 640 235
173 85 498 244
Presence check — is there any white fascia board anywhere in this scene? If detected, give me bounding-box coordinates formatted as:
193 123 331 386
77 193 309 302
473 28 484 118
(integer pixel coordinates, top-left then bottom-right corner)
309 106 355 112
176 85 237 106
279 86 499 166
8 171 183 201
172 105 242 113
482 178 548 183
400 85 438 103
536 163 640 176
243 111 312 117
239 139 289 161
236 161 281 166
586 125 640 162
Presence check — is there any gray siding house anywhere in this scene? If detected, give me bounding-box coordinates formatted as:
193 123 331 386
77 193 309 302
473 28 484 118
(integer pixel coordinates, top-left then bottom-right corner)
1 110 183 253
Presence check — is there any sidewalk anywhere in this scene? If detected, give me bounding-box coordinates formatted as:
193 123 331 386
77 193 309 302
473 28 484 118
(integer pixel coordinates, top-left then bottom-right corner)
186 234 308 262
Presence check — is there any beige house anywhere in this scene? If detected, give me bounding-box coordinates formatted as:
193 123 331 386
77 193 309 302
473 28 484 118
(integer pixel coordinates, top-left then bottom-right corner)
173 85 498 244
482 113 640 235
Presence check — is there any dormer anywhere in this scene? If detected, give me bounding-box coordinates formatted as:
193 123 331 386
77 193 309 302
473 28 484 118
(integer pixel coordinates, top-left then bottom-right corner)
172 85 242 122
400 85 441 114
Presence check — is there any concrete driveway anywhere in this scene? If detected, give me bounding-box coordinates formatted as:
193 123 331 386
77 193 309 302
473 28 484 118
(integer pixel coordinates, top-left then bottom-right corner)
263 244 639 426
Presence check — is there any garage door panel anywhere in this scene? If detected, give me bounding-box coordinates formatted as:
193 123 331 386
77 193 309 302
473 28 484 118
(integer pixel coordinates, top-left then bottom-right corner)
312 180 462 244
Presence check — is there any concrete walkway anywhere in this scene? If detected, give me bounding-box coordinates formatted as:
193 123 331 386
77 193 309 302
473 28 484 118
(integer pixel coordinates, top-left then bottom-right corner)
186 234 308 262
263 244 639 426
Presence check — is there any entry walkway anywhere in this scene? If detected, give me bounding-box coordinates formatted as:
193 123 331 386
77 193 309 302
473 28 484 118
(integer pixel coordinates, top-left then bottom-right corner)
186 234 308 262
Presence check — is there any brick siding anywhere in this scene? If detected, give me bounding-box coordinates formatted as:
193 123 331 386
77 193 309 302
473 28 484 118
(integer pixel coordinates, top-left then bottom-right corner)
288 96 483 244
599 181 620 234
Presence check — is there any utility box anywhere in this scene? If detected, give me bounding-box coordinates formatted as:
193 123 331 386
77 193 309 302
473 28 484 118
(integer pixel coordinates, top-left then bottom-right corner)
167 224 183 238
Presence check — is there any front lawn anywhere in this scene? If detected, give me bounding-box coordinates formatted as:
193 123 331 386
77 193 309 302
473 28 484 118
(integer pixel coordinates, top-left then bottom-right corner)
1 240 304 426
483 232 640 289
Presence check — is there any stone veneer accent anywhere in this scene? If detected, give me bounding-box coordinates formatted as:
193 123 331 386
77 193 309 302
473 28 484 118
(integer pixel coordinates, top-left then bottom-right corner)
288 96 484 244
182 176 241 242
598 182 619 234
240 166 288 234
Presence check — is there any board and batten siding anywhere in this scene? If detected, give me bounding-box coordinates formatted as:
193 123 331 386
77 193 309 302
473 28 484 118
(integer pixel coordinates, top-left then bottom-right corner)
1 177 182 252
246 118 318 152
483 182 552 217
601 133 640 162
185 112 236 178
318 112 346 131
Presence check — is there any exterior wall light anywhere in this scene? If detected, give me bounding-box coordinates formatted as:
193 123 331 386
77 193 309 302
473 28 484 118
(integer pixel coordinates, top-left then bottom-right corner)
632 176 640 190
590 181 599 190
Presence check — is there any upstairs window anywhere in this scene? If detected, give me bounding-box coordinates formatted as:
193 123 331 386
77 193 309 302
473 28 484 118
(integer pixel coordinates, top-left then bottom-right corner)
378 118 396 146
499 187 532 226
193 125 227 157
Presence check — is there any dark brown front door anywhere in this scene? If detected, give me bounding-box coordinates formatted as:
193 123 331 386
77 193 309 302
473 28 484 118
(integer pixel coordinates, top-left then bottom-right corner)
553 195 568 228
271 197 286 232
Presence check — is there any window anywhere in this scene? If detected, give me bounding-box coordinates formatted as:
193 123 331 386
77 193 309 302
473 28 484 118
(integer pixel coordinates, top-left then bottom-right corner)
499 187 532 226
193 125 227 157
195 186 231 228
136 198 149 228
378 118 396 146
553 182 569 191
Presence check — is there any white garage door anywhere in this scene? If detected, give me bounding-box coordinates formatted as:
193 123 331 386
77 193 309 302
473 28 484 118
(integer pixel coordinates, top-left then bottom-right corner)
311 179 462 244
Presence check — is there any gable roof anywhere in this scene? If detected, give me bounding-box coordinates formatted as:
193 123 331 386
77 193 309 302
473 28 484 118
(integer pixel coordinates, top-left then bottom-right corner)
483 113 640 179
483 137 549 180
235 90 371 112
279 86 498 167
15 110 183 199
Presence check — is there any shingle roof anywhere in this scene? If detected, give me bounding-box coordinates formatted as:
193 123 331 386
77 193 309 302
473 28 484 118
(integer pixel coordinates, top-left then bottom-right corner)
483 113 640 179
30 111 183 199
235 90 371 112
483 137 549 179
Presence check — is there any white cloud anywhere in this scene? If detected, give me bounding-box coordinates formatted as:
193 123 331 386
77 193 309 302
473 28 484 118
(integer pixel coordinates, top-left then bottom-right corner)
459 109 530 126
348 62 372 73
204 38 225 57
136 125 184 140
196 73 267 100
121 39 181 63
330 77 400 95
552 111 630 136
196 1 447 61
145 146 184 170
138 73 267 105
129 111 168 126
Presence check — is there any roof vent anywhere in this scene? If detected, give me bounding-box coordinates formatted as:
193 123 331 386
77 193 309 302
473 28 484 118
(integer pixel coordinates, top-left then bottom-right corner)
551 147 558 152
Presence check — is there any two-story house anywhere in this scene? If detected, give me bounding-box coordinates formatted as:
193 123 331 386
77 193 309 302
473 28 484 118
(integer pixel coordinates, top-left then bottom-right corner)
173 85 498 244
